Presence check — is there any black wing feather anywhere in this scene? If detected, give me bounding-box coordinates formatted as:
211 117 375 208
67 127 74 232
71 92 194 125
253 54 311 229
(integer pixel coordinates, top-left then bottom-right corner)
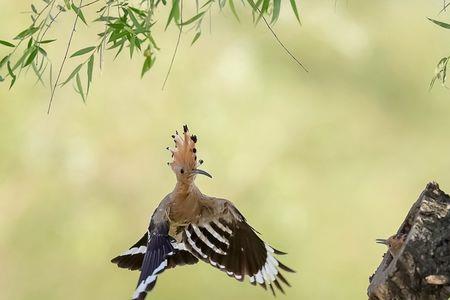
111 232 148 270
183 217 294 295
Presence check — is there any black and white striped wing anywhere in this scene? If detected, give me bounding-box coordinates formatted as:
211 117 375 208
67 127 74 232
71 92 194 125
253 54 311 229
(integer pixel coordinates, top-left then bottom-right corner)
111 233 149 271
182 218 294 295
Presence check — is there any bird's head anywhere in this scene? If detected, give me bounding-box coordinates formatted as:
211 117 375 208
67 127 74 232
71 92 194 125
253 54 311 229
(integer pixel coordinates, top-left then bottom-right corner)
167 125 212 184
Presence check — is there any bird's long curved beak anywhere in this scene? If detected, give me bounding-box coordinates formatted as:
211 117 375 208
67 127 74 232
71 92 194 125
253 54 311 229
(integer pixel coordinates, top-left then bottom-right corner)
375 238 388 245
192 169 212 178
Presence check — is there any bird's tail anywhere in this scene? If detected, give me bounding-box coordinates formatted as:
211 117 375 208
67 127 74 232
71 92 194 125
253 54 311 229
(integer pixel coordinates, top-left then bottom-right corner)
132 233 174 300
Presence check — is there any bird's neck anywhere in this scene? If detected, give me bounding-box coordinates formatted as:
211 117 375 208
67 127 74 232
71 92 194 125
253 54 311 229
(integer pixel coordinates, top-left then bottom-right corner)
170 181 203 225
173 180 198 197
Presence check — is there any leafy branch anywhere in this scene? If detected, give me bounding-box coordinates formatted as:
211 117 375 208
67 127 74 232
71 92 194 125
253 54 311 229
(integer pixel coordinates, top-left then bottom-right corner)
0 0 305 112
428 17 450 89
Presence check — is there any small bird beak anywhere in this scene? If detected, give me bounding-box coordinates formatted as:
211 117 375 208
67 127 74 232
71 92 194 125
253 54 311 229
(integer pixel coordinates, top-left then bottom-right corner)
192 169 213 178
375 238 388 245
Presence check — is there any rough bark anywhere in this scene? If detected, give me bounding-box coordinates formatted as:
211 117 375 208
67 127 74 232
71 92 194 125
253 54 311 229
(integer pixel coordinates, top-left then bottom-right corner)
368 182 450 300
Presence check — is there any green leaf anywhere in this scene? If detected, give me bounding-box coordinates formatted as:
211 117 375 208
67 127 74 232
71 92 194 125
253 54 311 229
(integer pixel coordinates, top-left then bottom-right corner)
64 0 71 10
141 56 154 78
191 31 201 45
12 47 31 71
31 4 37 14
428 18 450 30
27 37 33 49
87 55 94 94
14 26 39 40
61 64 83 86
76 73 86 102
7 61 16 89
0 75 4 82
289 0 301 24
94 16 117 22
57 4 67 12
114 43 125 59
430 56 450 89
7 61 14 77
261 0 270 14
200 0 214 9
179 12 205 26
148 35 159 50
39 39 57 44
32 61 46 86
165 0 180 30
127 8 145 32
129 35 136 58
246 0 259 11
254 0 269 24
24 47 38 67
246 0 262 22
229 0 240 22
70 46 96 57
0 55 9 69
38 46 47 56
10 75 16 89
128 7 147 17
272 0 281 23
0 40 15 47
71 3 87 25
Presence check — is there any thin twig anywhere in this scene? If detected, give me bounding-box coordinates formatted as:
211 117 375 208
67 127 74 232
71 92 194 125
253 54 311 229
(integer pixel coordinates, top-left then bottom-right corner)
33 1 54 26
47 0 83 114
36 6 63 69
439 1 450 14
99 4 111 70
162 0 183 90
80 0 100 9
36 0 57 43
39 10 63 43
260 13 309 72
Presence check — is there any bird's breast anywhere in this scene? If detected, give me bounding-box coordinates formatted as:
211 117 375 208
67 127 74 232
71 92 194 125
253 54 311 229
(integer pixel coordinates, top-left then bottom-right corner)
168 195 201 225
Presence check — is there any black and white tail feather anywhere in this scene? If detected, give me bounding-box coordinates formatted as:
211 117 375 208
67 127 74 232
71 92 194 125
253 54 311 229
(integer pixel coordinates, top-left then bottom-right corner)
111 223 199 300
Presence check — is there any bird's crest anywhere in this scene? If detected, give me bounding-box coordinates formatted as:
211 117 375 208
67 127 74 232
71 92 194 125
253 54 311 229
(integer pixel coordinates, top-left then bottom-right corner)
167 125 203 172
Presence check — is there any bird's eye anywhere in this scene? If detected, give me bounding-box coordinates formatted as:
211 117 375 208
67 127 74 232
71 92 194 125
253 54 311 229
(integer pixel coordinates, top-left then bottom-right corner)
180 169 184 174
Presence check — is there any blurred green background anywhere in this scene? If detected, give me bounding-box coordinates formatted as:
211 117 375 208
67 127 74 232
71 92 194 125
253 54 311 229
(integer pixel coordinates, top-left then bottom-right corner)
1 1 450 299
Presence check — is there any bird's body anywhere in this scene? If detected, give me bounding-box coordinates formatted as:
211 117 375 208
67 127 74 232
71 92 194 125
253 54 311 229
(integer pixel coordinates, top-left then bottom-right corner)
112 125 294 300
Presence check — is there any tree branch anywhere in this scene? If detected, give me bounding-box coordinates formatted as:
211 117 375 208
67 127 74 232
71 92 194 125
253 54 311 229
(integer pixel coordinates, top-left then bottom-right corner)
368 182 450 300
47 0 83 114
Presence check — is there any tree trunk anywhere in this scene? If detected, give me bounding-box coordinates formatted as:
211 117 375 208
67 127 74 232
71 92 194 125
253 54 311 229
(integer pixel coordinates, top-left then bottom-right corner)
368 182 450 300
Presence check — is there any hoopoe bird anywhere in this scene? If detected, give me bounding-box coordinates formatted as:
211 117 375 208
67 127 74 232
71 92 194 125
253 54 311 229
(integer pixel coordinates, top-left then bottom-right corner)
111 125 294 300
376 233 407 257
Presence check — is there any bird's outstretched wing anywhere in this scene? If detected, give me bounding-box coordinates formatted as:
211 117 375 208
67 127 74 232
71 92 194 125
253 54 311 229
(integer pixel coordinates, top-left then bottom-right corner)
111 233 148 270
182 201 294 295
